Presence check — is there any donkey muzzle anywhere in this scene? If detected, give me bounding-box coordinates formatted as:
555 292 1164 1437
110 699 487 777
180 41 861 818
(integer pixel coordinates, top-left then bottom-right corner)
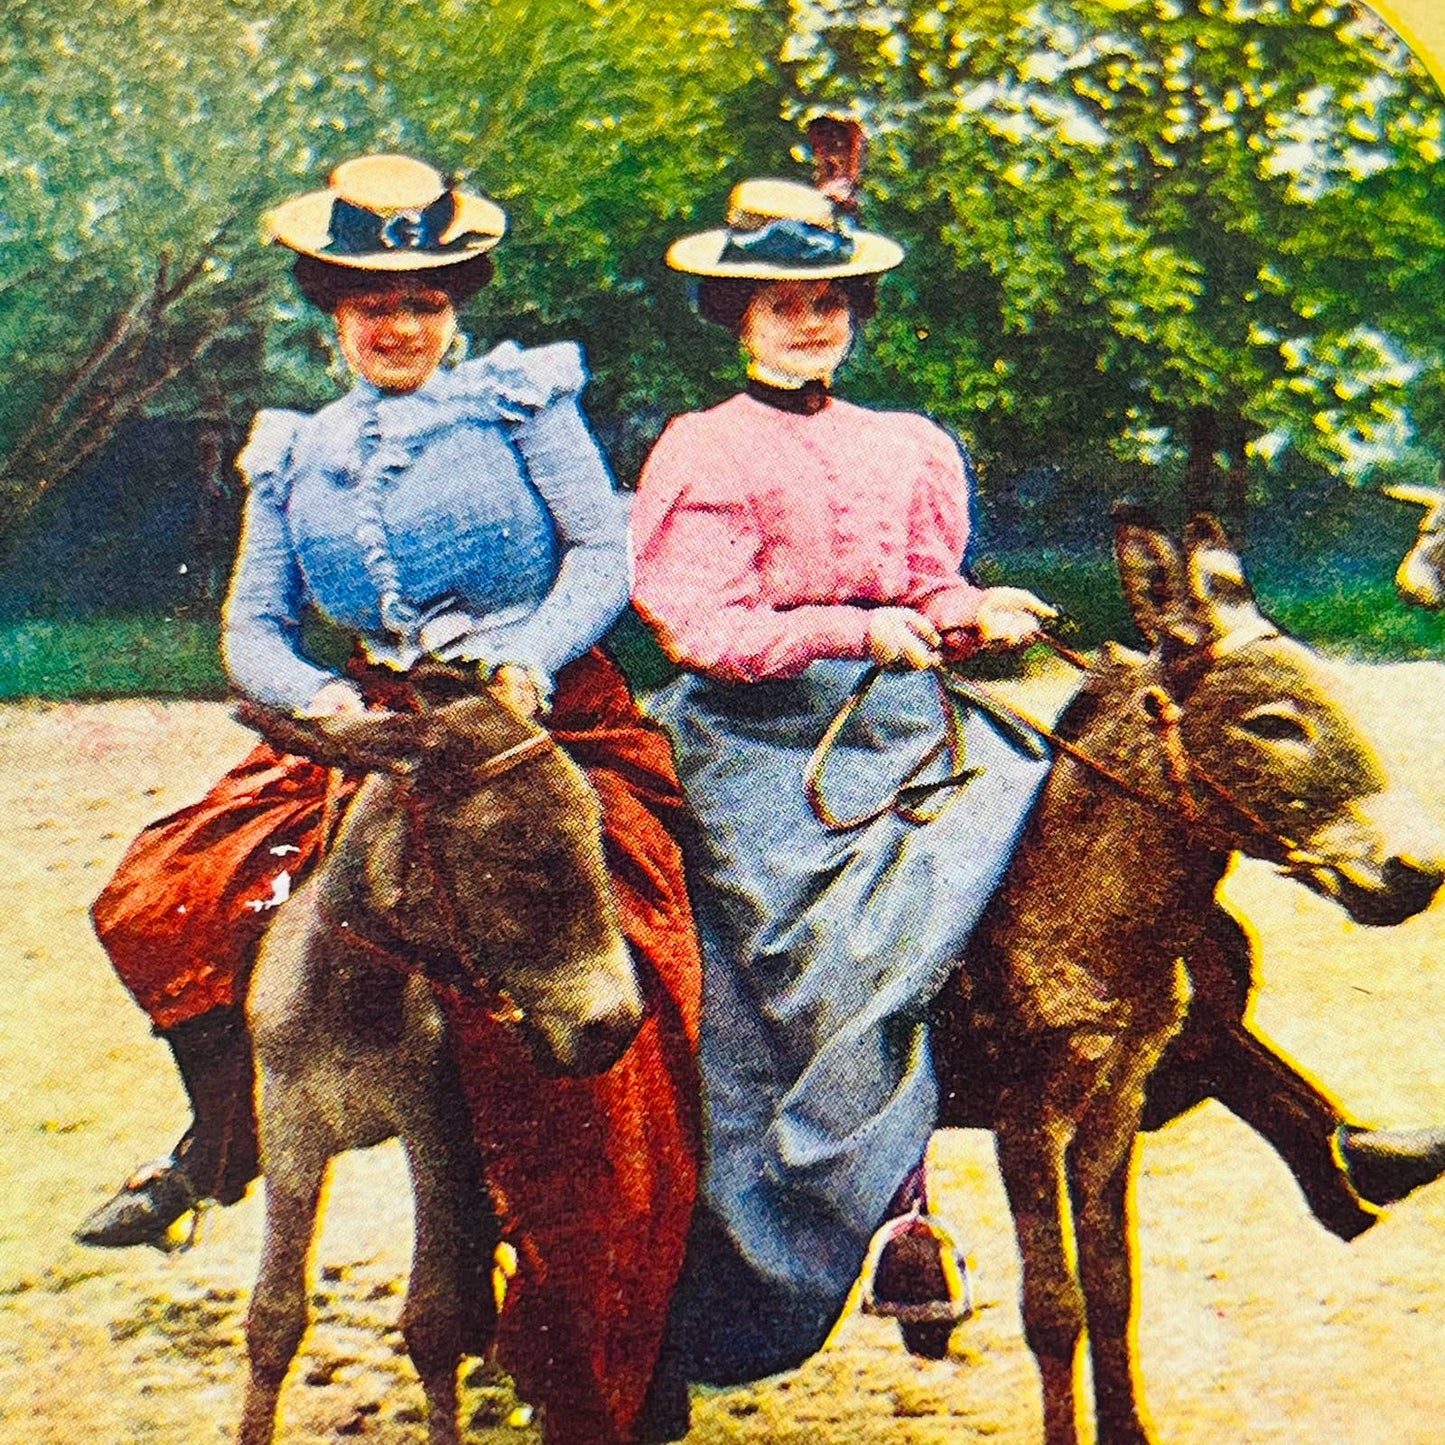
1299 793 1445 927
524 937 645 1077
1330 854 1444 929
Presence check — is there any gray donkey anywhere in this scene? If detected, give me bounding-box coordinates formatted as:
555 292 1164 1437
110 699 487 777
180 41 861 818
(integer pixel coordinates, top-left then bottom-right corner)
233 681 641 1445
933 514 1444 1445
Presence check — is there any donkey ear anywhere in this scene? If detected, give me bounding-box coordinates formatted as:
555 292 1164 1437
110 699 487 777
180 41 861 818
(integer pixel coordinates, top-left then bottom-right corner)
1182 514 1261 638
1113 511 1205 651
236 701 423 775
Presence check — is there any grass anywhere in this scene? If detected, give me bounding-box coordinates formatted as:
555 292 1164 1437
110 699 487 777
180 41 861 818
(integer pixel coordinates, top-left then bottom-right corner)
1256 572 1445 659
0 571 1441 702
978 553 1445 662
0 614 227 700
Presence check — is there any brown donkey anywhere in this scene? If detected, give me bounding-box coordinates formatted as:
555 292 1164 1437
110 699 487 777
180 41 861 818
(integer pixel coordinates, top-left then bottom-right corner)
936 514 1444 1445
233 678 641 1445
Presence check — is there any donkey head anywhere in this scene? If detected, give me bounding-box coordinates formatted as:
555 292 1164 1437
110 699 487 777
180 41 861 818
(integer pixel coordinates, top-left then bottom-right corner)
240 696 643 1076
1384 482 1445 611
1112 512 1444 927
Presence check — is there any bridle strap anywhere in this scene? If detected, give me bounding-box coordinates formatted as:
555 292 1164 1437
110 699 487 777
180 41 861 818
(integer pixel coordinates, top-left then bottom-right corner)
805 635 1318 868
312 719 555 1020
315 891 473 1008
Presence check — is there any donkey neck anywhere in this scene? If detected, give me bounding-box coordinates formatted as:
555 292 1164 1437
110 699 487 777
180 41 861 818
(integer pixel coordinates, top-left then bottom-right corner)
975 657 1228 1032
314 773 470 976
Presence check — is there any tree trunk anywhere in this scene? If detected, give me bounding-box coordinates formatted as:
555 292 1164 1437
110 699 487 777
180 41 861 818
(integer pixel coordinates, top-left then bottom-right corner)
1220 413 1249 544
194 419 231 604
1184 405 1219 520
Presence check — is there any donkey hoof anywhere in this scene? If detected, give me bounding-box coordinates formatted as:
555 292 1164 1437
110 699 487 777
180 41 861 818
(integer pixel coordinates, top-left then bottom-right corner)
1340 1125 1445 1208
75 1158 198 1249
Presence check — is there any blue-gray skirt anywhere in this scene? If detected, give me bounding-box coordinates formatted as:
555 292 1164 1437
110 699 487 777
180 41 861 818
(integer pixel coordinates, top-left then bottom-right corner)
646 660 1052 1383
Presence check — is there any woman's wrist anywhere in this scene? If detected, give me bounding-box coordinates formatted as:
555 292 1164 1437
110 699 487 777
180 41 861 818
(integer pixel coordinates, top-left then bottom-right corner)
973 587 1057 648
300 678 366 717
866 608 943 670
484 661 553 719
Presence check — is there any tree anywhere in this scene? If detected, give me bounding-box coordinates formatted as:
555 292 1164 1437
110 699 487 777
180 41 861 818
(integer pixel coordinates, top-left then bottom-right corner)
0 0 790 536
783 0 1445 521
0 1 397 531
7 0 1441 542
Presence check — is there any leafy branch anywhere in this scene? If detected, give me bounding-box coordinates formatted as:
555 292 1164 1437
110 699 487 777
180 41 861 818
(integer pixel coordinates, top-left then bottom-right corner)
0 228 260 540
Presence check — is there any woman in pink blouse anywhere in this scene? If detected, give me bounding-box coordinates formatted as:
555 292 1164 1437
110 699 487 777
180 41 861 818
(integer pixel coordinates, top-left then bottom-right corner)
630 175 1056 1392
631 170 1445 1418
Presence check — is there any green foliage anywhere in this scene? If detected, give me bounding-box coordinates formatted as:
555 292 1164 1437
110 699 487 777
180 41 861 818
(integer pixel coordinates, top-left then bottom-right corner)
785 0 1445 488
1255 570 1445 657
0 1 397 520
0 0 791 513
2 0 1444 554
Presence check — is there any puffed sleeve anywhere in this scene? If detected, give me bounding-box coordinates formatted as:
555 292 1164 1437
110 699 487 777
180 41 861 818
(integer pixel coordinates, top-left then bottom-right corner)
453 342 630 682
631 416 874 682
900 419 986 633
222 410 351 711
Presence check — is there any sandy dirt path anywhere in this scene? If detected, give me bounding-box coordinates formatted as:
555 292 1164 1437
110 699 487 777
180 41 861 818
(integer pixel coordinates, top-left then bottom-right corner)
1 660 1444 1443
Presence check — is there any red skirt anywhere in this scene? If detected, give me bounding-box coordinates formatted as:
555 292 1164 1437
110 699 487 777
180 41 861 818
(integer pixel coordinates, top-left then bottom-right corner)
91 651 701 1445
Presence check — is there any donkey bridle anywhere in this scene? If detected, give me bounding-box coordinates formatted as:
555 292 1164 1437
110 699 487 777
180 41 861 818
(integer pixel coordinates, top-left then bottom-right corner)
316 723 559 1019
806 631 1327 873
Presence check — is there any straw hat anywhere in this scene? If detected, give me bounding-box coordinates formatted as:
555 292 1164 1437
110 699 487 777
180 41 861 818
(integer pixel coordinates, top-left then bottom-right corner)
666 177 903 281
263 154 507 271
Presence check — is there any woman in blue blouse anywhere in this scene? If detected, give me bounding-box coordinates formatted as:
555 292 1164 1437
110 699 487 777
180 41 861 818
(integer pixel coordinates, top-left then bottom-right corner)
80 155 702 1445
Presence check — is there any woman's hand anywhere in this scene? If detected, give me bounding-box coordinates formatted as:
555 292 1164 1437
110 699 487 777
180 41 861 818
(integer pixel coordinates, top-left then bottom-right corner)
866 608 943 670
488 663 549 720
302 680 367 717
974 587 1058 649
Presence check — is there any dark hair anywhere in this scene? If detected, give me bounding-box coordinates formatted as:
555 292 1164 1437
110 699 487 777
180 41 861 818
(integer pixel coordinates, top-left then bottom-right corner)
292 253 494 313
694 274 879 334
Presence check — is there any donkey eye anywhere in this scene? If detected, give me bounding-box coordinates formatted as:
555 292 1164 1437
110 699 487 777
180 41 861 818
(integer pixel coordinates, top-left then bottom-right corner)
1238 708 1312 744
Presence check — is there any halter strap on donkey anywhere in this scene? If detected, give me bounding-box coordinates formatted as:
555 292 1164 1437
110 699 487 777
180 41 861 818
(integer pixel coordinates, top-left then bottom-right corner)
804 626 1326 875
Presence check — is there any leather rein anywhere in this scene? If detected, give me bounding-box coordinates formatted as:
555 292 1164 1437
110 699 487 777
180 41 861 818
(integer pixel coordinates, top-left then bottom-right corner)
315 726 557 1017
804 630 1327 873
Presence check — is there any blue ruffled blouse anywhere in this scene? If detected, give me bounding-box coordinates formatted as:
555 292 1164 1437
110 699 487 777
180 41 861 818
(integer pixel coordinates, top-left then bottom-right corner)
223 340 630 710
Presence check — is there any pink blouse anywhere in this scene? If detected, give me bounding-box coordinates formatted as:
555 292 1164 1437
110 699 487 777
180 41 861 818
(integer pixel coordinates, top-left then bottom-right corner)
631 392 986 682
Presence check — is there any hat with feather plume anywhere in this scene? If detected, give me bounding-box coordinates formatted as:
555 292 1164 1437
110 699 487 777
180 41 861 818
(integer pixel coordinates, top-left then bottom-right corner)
666 117 903 281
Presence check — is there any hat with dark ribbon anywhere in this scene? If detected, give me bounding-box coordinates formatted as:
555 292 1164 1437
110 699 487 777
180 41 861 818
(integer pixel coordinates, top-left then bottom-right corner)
667 177 902 280
263 154 507 271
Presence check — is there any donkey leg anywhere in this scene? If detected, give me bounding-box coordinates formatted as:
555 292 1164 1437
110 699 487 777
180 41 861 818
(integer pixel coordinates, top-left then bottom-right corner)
1195 1020 1380 1239
237 1142 328 1445
1069 1111 1154 1445
1157 908 1377 1239
1069 1000 1188 1445
995 1106 1085 1445
400 1130 474 1445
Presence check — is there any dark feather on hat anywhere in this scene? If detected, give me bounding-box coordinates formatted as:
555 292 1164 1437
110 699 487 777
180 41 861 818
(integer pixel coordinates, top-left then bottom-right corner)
807 115 866 216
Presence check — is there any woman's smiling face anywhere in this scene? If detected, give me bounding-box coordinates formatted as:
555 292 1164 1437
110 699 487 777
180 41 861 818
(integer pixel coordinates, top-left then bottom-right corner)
739 279 854 381
333 280 457 393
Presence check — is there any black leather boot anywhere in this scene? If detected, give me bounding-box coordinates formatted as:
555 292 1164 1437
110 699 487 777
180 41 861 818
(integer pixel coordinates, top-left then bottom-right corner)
862 1163 973 1360
1338 1126 1445 1208
76 1006 259 1249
